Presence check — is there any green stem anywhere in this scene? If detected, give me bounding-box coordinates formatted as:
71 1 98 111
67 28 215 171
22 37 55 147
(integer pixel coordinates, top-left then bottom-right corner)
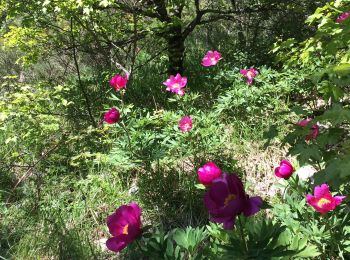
120 121 132 153
326 214 336 257
238 215 248 252
134 239 143 253
117 90 132 153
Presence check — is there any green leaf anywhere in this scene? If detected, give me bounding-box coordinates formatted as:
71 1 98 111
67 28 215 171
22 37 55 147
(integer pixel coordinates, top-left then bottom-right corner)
295 244 321 257
194 184 206 190
319 104 350 125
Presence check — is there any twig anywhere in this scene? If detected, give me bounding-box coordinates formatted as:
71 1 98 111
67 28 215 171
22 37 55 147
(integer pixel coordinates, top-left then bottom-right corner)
12 139 65 189
70 17 97 127
134 47 167 71
110 42 131 78
6 134 67 204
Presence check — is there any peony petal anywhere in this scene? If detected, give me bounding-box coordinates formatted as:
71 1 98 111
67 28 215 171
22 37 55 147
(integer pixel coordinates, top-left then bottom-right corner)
296 118 312 127
240 69 248 75
243 196 262 216
106 236 129 252
274 166 283 178
129 202 142 218
222 198 245 215
198 162 222 186
222 218 235 230
210 215 236 230
209 181 230 205
180 77 187 87
306 194 315 203
226 174 245 199
247 77 253 85
204 193 219 214
277 160 293 179
177 89 185 96
202 59 212 67
334 196 346 206
174 73 181 81
314 184 330 199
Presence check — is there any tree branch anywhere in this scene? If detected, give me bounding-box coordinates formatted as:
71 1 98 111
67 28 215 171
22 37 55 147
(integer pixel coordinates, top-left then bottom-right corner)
111 1 163 20
183 3 282 39
70 17 97 128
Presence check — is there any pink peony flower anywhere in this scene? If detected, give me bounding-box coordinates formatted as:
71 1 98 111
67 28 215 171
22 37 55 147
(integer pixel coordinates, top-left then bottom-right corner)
306 184 345 214
163 73 187 96
296 118 319 141
204 173 262 229
104 107 120 124
306 124 319 141
178 116 193 132
109 74 128 91
296 118 312 127
240 68 258 85
198 162 222 186
106 202 142 252
201 50 222 67
274 159 294 179
336 12 350 23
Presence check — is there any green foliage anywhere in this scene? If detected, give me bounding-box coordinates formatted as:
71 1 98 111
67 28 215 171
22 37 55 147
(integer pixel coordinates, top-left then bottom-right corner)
272 176 350 258
214 67 305 117
273 0 350 189
138 227 208 259
173 227 208 255
220 218 318 259
2 0 350 259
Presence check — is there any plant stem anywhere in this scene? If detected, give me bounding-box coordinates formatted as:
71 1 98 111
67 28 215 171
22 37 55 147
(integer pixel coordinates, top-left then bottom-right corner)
134 239 143 253
326 214 336 257
238 215 248 252
118 90 132 153
120 121 132 153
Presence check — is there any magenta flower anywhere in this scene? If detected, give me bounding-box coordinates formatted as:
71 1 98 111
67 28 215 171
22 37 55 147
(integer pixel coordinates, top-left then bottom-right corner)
306 184 345 214
201 50 222 67
274 159 294 179
204 173 262 229
306 124 319 141
296 118 319 141
163 73 187 96
198 162 222 186
106 202 142 252
104 107 120 124
109 74 128 91
240 68 258 85
336 12 350 23
296 118 312 127
178 116 193 132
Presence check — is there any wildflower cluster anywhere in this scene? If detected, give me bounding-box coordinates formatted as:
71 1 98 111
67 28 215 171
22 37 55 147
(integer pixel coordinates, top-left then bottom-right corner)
103 50 265 252
103 41 347 254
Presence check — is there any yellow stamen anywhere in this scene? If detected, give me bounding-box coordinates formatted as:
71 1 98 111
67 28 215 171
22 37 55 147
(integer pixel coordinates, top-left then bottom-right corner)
224 194 236 206
122 224 129 235
317 198 331 207
173 83 180 89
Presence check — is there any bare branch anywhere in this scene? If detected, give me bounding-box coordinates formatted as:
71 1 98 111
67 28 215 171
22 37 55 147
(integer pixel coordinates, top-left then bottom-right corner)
110 42 131 78
183 3 282 39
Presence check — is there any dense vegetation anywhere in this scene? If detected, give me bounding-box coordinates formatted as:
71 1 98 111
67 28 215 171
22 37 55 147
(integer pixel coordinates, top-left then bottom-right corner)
1 0 350 259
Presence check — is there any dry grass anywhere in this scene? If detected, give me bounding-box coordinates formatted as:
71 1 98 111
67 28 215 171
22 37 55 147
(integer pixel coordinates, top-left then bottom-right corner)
231 140 290 199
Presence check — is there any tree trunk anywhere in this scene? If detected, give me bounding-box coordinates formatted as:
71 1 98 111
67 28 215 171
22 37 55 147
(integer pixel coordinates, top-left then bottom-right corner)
166 24 185 75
